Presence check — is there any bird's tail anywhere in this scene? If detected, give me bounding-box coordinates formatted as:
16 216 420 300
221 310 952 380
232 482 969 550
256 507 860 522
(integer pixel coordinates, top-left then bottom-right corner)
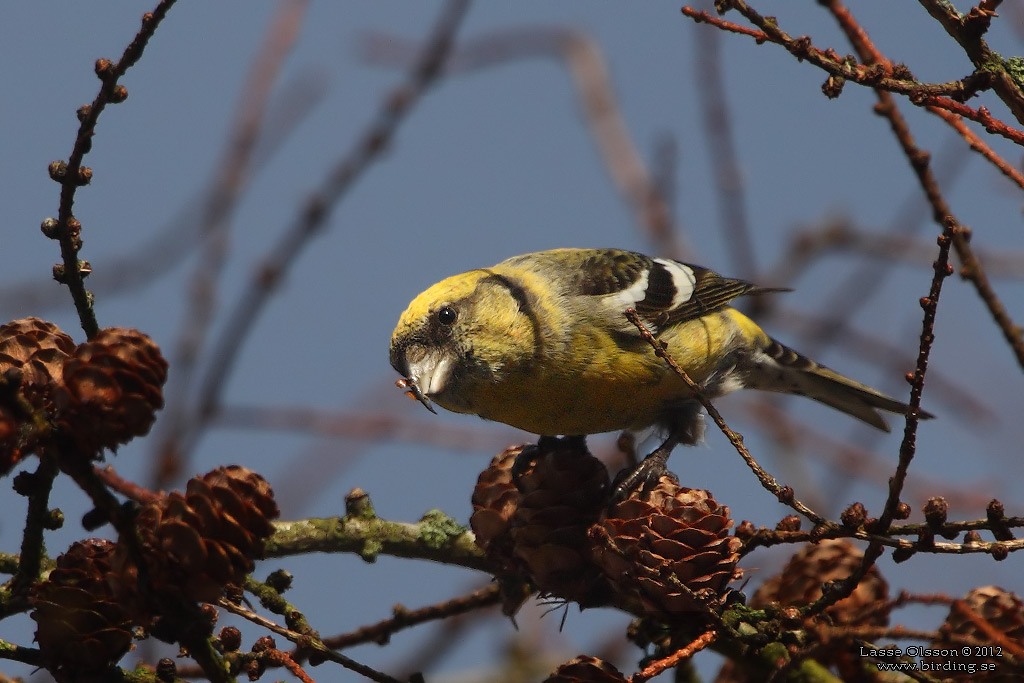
747 339 931 431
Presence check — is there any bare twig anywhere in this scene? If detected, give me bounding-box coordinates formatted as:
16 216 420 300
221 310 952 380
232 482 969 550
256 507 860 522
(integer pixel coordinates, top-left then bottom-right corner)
916 0 1024 126
218 597 404 683
770 219 1024 283
629 630 718 683
49 0 178 338
692 0 1024 369
685 3 998 103
927 105 1024 191
917 95 1024 146
324 584 501 650
623 308 828 526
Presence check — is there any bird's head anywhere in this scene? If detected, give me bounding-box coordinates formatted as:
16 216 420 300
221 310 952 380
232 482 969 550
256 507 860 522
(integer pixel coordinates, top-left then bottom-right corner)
390 269 538 416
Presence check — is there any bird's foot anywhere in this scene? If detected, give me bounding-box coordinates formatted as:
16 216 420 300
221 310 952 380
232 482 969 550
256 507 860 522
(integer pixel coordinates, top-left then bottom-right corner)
610 447 677 503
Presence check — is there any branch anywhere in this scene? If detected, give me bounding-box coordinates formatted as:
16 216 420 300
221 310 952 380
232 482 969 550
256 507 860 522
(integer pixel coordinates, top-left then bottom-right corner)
917 0 1024 126
685 3 996 103
218 593 403 683
265 489 491 573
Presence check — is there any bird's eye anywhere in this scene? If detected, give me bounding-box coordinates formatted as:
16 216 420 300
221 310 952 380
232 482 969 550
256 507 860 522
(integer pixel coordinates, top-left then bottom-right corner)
436 306 457 326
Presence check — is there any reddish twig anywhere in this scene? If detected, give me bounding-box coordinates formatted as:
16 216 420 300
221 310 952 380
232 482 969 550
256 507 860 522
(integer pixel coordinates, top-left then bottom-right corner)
49 0 178 338
681 7 771 42
629 630 718 683
93 465 161 504
951 598 1024 659
702 1 1024 373
801 221 956 619
927 105 1024 190
917 0 1024 126
875 97 1024 370
919 96 1024 146
824 0 1024 369
263 649 316 683
686 2 995 102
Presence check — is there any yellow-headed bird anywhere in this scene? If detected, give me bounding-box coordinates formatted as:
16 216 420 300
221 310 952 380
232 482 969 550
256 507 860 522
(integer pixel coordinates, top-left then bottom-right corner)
390 248 928 490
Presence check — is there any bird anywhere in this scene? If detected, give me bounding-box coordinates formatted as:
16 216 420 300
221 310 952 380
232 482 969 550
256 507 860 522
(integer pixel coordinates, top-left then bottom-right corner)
389 248 930 493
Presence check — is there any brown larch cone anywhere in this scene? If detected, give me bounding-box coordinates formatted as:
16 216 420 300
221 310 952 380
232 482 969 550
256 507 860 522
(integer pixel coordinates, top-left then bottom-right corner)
751 539 888 626
469 446 536 614
926 586 1024 681
31 538 134 683
736 539 889 683
543 655 627 683
0 318 76 472
591 476 741 617
0 317 76 388
470 445 524 572
509 437 612 607
111 466 279 633
55 327 168 456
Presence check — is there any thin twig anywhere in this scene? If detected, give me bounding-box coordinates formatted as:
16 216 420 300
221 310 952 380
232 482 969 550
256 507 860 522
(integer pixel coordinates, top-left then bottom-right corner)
686 3 997 103
916 0 1024 126
697 0 1024 368
629 630 718 683
927 105 1024 191
0 69 327 315
51 0 178 338
324 584 501 650
9 454 59 600
218 597 404 683
173 0 471 474
951 598 1024 659
917 95 1024 146
623 308 827 526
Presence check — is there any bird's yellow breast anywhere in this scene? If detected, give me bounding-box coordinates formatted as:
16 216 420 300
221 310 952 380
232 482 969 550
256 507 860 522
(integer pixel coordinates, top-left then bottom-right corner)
436 308 763 436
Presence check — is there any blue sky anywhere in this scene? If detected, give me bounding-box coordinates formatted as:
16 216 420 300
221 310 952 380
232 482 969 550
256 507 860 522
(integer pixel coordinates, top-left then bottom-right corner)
2 2 1023 681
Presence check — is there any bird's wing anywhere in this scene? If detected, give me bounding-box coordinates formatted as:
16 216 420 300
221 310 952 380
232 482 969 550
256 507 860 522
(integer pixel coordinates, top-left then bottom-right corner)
556 249 782 332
